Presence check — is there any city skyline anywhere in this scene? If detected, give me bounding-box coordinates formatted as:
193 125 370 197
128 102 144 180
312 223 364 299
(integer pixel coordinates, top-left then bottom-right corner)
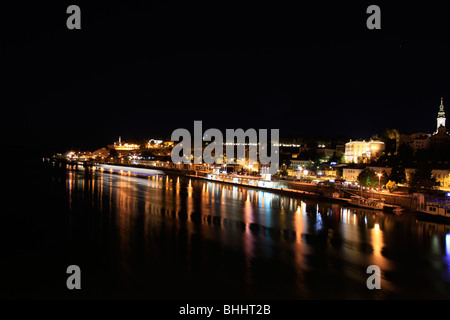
4 3 450 152
53 96 448 155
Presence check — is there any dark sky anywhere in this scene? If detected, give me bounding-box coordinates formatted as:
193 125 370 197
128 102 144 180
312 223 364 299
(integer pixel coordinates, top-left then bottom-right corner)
3 1 450 152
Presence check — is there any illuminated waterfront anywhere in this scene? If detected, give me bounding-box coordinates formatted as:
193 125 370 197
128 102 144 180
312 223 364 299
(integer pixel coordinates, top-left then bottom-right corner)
2 165 450 299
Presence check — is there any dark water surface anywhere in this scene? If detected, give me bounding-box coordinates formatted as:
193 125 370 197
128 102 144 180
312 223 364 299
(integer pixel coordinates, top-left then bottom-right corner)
2 164 450 299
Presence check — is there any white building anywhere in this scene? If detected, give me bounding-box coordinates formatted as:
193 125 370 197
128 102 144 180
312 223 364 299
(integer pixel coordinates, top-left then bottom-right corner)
437 97 446 132
405 168 450 188
342 168 364 182
290 159 311 169
344 140 385 163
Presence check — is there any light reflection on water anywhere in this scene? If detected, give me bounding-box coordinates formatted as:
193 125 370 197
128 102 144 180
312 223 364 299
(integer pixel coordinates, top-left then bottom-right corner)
63 169 450 299
447 234 450 257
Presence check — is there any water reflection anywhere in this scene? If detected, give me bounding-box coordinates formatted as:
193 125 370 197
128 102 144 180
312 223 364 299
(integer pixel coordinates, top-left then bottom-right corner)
60 169 450 299
447 234 450 257
371 223 385 268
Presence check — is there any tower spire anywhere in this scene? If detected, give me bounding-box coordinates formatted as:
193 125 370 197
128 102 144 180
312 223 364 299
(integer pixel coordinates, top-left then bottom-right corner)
438 97 446 116
437 97 446 132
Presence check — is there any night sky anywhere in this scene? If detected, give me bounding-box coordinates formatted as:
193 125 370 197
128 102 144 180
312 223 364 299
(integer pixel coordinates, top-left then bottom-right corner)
3 1 450 153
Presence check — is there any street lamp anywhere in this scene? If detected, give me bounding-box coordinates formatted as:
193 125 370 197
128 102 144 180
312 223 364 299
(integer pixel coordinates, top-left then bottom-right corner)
377 173 382 191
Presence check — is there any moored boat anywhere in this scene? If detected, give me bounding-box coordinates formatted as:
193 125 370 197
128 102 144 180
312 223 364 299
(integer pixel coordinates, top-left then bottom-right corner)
347 196 385 211
417 200 450 222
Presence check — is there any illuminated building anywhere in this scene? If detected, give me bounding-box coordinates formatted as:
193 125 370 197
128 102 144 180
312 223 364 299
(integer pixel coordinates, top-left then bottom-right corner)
147 139 163 148
145 139 174 149
163 141 174 148
290 159 312 169
114 143 140 151
432 169 450 188
110 136 140 151
405 168 450 188
431 99 450 145
344 140 385 163
342 168 363 182
437 97 446 132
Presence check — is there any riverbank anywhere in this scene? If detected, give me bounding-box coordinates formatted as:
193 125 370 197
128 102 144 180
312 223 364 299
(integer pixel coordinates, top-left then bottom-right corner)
50 159 420 212
185 174 343 203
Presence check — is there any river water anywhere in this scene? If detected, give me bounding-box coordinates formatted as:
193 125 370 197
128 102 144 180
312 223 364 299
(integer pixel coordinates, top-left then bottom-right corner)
2 164 450 299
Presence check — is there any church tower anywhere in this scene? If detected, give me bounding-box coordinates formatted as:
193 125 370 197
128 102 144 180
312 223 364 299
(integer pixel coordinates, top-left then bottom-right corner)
437 97 446 132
